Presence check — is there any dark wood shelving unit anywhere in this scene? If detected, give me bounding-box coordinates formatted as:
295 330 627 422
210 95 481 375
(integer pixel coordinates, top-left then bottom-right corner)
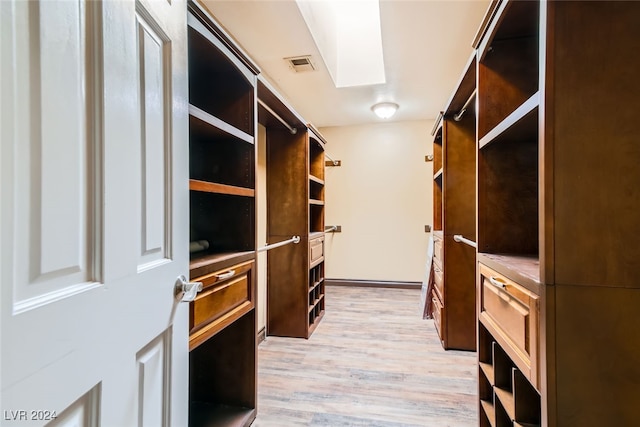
258 78 328 339
430 51 478 351
186 2 258 425
473 1 640 426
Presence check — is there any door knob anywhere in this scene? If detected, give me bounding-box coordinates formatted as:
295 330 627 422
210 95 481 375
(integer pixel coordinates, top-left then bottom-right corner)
175 275 202 302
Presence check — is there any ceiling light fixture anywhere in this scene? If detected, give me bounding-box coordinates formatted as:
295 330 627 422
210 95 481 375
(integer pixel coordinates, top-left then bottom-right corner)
371 102 399 119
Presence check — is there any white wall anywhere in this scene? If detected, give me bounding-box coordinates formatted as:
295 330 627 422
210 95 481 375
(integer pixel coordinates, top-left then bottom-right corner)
256 124 267 333
320 120 434 283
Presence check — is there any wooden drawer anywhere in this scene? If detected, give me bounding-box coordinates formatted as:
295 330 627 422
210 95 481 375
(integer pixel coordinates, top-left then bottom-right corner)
189 260 254 350
433 261 444 301
310 235 324 267
431 290 444 341
433 235 443 268
478 263 539 388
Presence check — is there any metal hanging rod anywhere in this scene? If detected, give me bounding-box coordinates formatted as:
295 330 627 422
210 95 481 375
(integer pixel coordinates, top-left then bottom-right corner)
431 111 443 135
453 89 477 122
258 235 300 253
325 226 337 233
453 234 477 248
325 153 340 166
258 99 297 134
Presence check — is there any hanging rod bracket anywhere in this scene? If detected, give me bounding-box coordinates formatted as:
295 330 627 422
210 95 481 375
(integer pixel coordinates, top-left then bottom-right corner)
325 225 341 233
324 153 341 167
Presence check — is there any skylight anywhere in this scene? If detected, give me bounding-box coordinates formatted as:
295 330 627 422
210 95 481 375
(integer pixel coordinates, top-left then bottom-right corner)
295 0 386 88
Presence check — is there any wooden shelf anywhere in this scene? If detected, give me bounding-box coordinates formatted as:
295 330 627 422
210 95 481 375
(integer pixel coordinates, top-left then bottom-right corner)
307 309 325 335
189 104 254 145
480 400 496 427
495 387 516 421
433 168 443 181
480 361 495 385
479 92 539 149
477 253 540 294
190 402 256 427
190 251 255 279
308 295 324 313
190 180 255 197
309 278 324 290
309 199 325 206
309 175 325 185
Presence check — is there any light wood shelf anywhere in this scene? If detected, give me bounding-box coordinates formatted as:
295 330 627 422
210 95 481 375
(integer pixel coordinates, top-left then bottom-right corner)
190 179 255 197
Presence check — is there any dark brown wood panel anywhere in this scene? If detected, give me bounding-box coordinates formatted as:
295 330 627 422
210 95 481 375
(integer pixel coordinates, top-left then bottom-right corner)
188 26 254 136
190 310 256 423
267 235 308 338
442 235 476 350
552 284 640 426
443 111 476 240
478 138 538 255
478 36 539 138
548 0 640 288
266 129 308 237
434 179 443 232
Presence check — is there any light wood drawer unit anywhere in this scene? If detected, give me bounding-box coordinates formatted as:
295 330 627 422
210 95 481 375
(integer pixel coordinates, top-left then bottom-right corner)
189 260 254 350
431 290 444 343
310 235 324 268
478 263 539 388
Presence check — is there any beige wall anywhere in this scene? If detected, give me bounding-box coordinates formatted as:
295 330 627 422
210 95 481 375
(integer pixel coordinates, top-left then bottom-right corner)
256 124 267 333
320 120 434 283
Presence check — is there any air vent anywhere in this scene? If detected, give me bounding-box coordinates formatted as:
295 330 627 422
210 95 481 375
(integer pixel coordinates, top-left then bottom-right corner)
285 55 316 72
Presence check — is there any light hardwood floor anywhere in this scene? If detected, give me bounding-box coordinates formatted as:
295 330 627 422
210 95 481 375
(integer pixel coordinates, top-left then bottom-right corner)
254 286 478 427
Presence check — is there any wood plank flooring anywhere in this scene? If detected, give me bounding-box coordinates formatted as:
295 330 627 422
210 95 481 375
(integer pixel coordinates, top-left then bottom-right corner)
254 286 478 426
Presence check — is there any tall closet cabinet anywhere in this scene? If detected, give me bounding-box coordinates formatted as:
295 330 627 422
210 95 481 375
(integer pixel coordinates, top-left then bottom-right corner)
186 2 259 426
473 1 640 426
431 54 478 351
263 85 328 338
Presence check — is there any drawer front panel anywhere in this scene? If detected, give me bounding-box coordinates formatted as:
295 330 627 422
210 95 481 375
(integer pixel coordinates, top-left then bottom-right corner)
432 290 444 340
479 263 539 386
482 279 529 352
190 261 253 335
433 237 443 268
433 262 444 301
310 236 324 266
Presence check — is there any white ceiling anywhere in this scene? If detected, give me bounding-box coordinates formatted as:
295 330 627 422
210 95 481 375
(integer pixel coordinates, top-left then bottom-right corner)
202 0 491 128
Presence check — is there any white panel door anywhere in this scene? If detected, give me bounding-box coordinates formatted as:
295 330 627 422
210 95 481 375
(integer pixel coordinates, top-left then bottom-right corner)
1 0 189 426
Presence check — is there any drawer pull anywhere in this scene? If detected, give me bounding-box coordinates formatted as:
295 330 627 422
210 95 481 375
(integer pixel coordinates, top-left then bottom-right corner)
215 269 236 280
488 276 507 289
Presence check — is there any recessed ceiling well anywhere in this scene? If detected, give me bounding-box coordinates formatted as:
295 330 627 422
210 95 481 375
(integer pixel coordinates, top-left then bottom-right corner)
203 0 492 127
